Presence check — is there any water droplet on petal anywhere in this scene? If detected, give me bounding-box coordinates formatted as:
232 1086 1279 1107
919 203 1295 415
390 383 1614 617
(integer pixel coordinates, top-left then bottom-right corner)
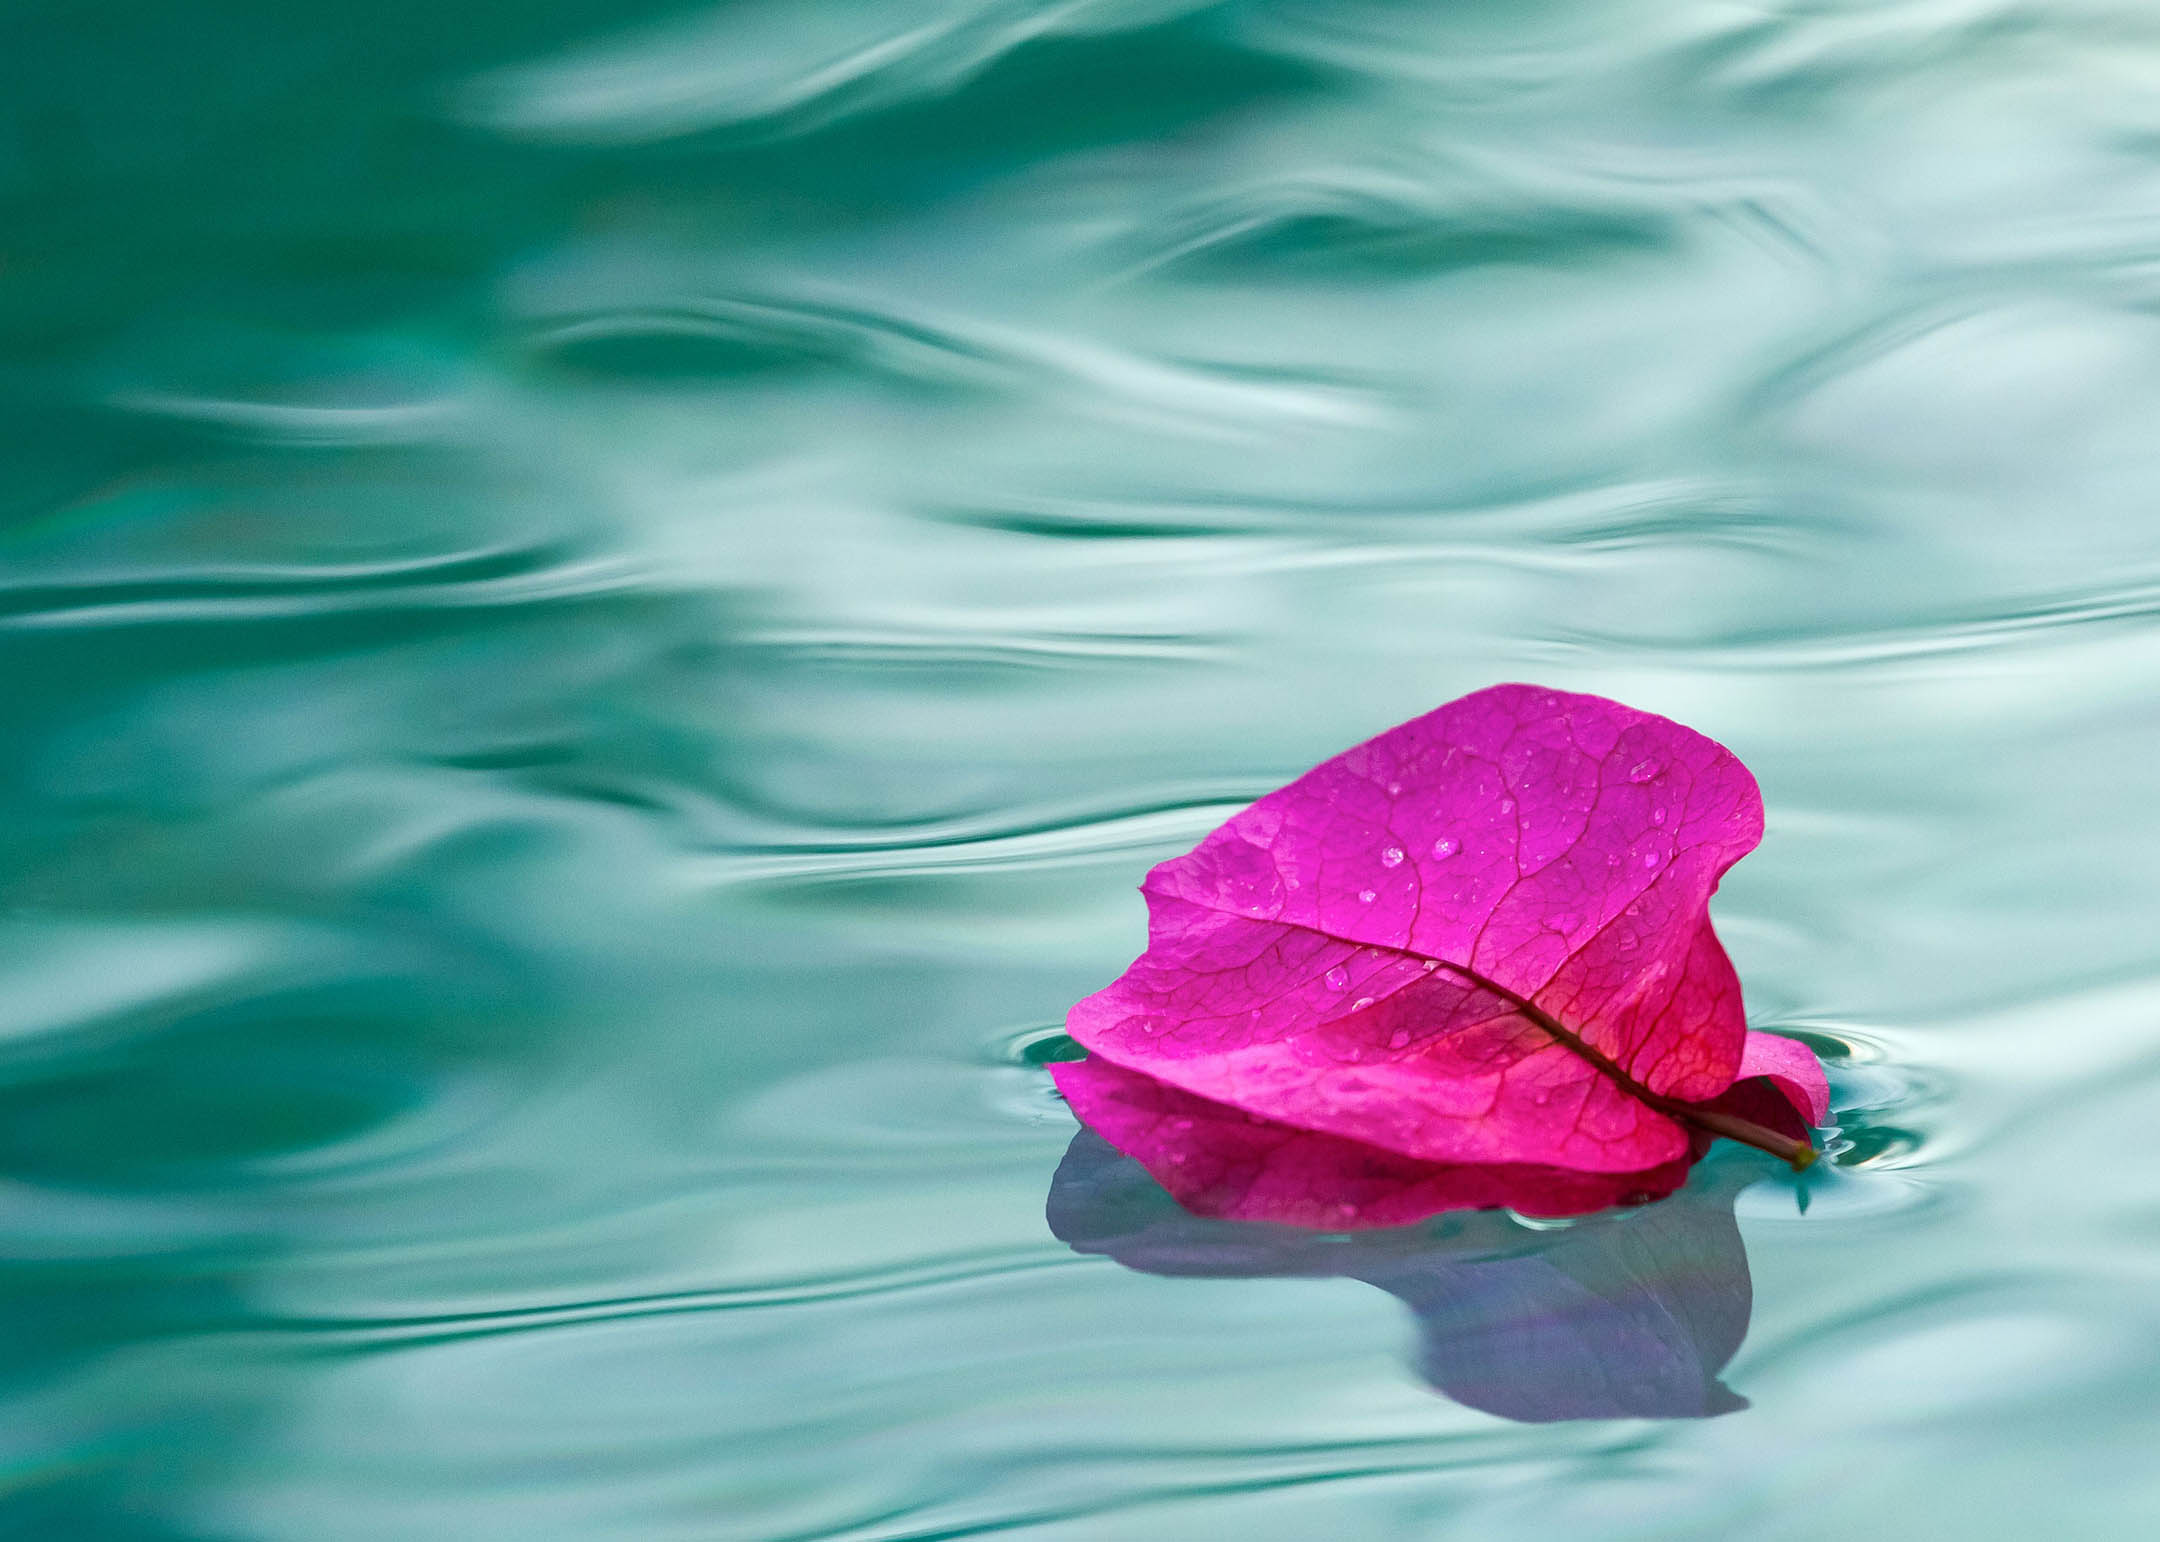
1324 966 1349 991
1651 807 1668 826
1420 959 1438 972
1388 1029 1411 1049
1499 798 1516 814
1357 888 1377 904
1386 781 1402 796
1379 845 1405 868
1351 996 1374 1012
1629 759 1660 783
1432 836 1458 859
1643 851 1660 869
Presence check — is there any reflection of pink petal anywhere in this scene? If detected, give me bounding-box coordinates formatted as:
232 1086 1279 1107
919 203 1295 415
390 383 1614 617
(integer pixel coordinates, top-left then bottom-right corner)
1066 684 1823 1176
1046 1128 1759 1422
1052 1056 1695 1228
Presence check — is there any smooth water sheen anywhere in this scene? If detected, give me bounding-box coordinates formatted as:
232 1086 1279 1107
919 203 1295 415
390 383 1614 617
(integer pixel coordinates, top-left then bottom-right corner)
5 2 2159 1537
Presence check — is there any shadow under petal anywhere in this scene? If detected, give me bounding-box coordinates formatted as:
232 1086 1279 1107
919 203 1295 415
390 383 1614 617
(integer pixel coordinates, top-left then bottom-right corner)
1353 1171 1753 1421
1046 1127 1757 1422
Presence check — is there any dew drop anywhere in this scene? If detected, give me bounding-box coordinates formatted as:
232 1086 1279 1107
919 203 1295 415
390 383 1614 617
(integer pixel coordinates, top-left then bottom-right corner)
1500 798 1516 814
1351 996 1375 1012
1420 959 1438 972
1432 836 1459 859
1651 807 1668 826
1324 966 1349 991
1629 758 1660 784
1387 1029 1410 1049
1386 781 1402 796
1357 888 1377 904
1643 851 1660 869
1379 845 1405 868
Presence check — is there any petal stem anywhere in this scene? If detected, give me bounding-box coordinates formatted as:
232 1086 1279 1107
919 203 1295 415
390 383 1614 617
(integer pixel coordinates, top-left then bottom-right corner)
1429 959 1819 1171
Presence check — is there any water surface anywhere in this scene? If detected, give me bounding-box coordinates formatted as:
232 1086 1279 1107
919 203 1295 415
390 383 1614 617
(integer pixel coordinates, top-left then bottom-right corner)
5 1 2160 1536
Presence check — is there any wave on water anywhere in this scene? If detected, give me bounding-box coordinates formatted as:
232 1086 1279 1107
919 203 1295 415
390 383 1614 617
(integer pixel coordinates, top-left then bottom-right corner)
460 0 1230 144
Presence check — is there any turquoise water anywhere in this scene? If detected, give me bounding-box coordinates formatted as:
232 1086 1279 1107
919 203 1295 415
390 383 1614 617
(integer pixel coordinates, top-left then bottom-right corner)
6 0 2160 1535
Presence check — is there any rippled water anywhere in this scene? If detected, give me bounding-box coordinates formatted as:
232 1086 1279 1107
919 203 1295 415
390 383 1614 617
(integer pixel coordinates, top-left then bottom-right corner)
6 1 2160 1535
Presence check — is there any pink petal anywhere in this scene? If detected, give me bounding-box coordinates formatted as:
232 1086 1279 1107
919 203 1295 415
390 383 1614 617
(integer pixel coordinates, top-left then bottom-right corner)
1068 684 1764 1173
1736 1030 1831 1128
1051 1054 1697 1228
